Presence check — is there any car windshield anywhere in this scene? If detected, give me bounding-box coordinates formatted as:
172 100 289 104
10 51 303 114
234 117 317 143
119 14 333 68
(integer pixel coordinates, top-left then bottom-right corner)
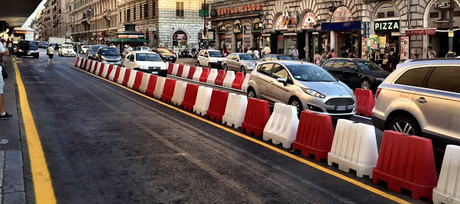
101 48 119 56
19 41 36 47
239 54 255 60
82 46 89 48
157 48 171 54
287 64 337 82
276 55 295 60
91 46 102 51
62 45 73 49
209 51 223 57
355 60 384 71
136 53 162 61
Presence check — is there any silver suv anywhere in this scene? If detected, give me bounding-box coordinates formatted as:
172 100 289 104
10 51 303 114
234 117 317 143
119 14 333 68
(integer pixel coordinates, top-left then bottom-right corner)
247 61 356 117
372 59 460 148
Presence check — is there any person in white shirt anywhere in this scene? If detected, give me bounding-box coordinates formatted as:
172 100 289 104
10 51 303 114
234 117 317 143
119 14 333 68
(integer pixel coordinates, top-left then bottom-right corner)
0 41 12 119
253 48 260 59
290 45 299 58
246 48 253 54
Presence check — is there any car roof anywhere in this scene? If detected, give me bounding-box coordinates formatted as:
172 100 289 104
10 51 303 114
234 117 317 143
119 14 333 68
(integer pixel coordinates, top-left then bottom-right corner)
326 57 369 62
130 51 157 54
396 58 460 68
260 60 314 66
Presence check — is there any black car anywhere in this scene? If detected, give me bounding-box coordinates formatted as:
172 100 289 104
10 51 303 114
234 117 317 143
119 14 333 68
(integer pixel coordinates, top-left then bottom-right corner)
95 47 122 66
87 45 107 59
260 54 298 61
17 40 39 58
150 48 176 63
321 58 390 92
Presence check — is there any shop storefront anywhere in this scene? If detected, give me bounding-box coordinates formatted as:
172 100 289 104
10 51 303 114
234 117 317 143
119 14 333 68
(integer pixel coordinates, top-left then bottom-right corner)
321 6 361 58
234 20 243 52
217 22 226 50
173 31 188 49
252 18 263 50
272 12 305 58
371 3 401 64
302 12 319 62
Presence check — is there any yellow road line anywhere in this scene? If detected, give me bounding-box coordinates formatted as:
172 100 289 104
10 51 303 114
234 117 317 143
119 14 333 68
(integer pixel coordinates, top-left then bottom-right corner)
14 60 57 204
73 65 410 204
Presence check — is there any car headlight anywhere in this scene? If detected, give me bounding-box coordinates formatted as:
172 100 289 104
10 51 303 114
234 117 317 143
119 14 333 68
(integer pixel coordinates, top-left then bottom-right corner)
101 56 106 60
18 49 23 52
139 65 148 70
161 66 167 70
301 87 326 98
209 59 216 63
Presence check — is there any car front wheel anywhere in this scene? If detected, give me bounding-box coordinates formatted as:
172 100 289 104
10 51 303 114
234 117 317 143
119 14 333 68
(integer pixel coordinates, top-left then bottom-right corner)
240 66 246 74
289 97 304 116
223 64 228 71
388 115 422 136
360 79 372 90
247 88 257 99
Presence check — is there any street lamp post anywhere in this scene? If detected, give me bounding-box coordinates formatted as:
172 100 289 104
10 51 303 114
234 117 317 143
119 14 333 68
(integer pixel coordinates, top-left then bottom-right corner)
448 0 454 52
87 7 91 45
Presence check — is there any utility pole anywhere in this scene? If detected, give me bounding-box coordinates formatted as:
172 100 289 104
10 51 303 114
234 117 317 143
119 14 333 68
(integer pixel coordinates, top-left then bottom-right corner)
448 0 454 52
203 0 207 49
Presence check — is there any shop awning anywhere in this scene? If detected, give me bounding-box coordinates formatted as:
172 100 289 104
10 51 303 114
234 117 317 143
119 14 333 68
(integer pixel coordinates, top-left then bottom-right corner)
321 21 361 31
405 28 436 36
111 38 149 43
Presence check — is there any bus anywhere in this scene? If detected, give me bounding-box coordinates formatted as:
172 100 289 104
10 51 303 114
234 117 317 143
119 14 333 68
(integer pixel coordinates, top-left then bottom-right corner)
12 28 36 54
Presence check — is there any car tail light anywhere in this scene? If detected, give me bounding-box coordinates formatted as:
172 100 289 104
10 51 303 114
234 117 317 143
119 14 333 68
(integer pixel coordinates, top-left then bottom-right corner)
375 88 382 99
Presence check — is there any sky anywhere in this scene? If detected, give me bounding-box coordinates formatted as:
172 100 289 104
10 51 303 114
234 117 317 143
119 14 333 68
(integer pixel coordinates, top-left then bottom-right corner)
22 0 46 28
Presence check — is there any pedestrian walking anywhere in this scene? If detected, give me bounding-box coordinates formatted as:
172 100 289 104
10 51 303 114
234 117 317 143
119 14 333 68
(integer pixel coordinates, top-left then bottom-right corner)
0 40 12 119
263 44 271 57
290 45 299 58
46 44 57 66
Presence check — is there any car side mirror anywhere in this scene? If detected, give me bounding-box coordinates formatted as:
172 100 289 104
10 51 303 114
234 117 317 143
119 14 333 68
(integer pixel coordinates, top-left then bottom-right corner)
236 59 239 62
277 77 287 86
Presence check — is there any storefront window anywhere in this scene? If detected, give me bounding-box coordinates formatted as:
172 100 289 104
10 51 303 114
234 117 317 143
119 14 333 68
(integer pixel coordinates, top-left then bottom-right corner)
173 31 187 49
284 36 296 55
262 36 270 49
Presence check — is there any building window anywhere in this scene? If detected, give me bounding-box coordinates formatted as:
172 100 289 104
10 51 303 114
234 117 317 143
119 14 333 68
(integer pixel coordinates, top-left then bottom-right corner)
134 7 136 20
152 1 155 16
176 2 184 17
377 12 384 18
454 11 460 17
140 5 142 18
144 4 148 18
120 11 122 22
387 11 394 17
430 12 439 18
127 9 130 22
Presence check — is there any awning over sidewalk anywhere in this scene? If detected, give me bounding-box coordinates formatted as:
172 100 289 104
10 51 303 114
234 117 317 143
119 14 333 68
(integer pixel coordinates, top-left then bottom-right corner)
111 38 149 43
321 21 361 31
405 28 436 36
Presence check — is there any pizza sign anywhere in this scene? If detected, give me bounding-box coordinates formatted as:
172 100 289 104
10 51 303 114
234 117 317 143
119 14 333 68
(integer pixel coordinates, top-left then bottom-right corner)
331 6 354 22
302 13 317 29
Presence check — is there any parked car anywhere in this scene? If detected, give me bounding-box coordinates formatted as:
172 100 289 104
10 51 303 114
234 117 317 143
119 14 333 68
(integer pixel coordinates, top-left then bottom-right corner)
197 49 225 68
87 45 106 59
247 61 356 118
123 51 167 77
260 54 298 62
321 58 390 92
58 44 77 57
17 40 39 58
95 47 122 65
133 46 150 52
372 59 460 148
222 53 257 73
150 47 176 63
81 45 90 54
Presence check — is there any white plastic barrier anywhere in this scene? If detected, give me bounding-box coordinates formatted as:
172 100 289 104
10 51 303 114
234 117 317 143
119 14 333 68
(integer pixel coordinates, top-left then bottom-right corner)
101 64 110 78
139 73 150 93
222 94 248 129
76 57 82 68
108 66 118 81
182 65 190 78
171 81 187 106
327 119 378 178
127 70 137 88
193 86 213 116
94 62 103 74
241 73 251 92
223 71 236 88
85 59 92 71
117 68 127 84
207 69 218 84
262 103 299 149
89 61 97 73
433 145 460 204
192 67 203 81
153 77 166 99
171 64 179 76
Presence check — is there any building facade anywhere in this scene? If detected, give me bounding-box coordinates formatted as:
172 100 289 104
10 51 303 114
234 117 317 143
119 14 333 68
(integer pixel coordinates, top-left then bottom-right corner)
39 0 68 41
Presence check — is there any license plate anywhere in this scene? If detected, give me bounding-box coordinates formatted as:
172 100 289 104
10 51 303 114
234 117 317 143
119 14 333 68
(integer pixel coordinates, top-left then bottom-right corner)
335 106 347 111
151 71 158 74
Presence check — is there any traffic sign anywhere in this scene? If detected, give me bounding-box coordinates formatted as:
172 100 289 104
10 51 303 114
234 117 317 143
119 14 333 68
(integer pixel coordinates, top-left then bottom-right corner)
199 10 209 17
449 30 454 37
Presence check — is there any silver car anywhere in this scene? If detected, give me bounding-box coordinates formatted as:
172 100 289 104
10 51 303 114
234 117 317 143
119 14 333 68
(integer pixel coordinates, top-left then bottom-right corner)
247 61 356 117
222 53 257 73
372 59 460 148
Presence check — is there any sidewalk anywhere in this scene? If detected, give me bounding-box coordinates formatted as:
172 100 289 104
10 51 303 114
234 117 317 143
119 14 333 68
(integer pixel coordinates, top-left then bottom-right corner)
0 56 26 204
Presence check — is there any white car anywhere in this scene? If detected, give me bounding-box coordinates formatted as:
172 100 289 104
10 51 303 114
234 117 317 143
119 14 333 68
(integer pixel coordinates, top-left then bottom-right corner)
123 51 167 77
59 44 76 57
81 45 90 54
197 49 225 68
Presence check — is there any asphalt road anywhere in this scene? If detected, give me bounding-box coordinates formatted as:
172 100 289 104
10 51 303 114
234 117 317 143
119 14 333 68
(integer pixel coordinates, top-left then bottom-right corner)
14 50 434 203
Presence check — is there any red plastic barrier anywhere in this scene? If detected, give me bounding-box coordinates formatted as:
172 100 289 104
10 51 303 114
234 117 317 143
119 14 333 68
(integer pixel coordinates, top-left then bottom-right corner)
94 61 100 73
132 71 144 91
215 70 226 86
145 75 158 96
80 58 86 69
207 90 229 122
292 111 334 161
122 69 132 86
87 60 93 71
167 63 174 75
187 66 196 79
241 98 270 137
373 131 437 200
113 66 121 82
199 68 210 82
98 63 105 76
355 88 375 117
75 57 81 68
231 72 245 89
181 84 199 111
105 65 115 79
177 64 184 77
161 78 177 103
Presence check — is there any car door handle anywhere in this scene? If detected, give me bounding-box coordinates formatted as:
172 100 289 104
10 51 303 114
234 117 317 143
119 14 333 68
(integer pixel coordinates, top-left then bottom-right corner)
417 97 427 103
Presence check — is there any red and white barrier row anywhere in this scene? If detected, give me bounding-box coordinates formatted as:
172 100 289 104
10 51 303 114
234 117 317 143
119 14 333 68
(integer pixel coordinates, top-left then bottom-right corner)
75 57 459 202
